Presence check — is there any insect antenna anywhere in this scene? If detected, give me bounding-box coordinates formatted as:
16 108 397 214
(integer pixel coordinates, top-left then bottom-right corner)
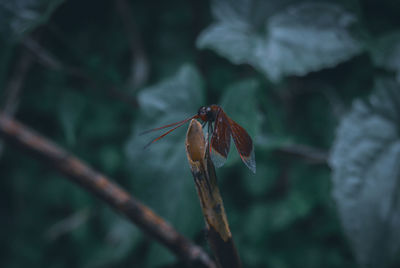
143 115 198 149
140 116 196 136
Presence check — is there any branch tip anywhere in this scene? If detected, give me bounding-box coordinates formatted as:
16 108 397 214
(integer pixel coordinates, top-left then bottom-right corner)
185 119 205 162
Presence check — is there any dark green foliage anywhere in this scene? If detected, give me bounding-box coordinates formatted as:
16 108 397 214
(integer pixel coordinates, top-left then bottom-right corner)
1 0 400 267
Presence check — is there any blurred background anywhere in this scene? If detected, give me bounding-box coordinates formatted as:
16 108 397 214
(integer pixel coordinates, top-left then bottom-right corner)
1 0 400 267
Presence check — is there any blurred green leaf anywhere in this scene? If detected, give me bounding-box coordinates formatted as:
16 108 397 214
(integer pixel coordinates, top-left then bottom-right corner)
198 1 364 81
330 78 400 267
0 0 65 41
197 0 295 67
211 0 296 26
257 2 364 81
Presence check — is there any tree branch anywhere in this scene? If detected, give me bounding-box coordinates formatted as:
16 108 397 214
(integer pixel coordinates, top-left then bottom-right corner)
0 113 216 268
185 120 241 268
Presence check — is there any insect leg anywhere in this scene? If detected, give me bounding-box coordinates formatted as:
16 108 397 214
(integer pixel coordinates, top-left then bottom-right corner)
207 122 214 154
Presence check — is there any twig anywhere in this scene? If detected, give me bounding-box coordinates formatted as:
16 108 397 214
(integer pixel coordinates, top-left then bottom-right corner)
185 119 241 268
1 49 33 114
275 144 329 165
45 208 91 241
116 0 149 90
22 37 63 71
0 113 216 268
22 37 139 107
0 48 33 157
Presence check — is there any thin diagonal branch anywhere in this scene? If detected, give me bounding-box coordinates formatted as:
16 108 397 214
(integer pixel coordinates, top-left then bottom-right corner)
0 48 33 157
1 49 33 115
275 144 329 165
0 113 216 268
22 37 139 107
116 0 149 90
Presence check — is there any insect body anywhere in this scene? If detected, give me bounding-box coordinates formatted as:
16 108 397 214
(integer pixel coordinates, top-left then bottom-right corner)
142 105 256 173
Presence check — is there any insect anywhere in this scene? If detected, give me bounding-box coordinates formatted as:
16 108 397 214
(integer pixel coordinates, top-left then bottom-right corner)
141 105 256 173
